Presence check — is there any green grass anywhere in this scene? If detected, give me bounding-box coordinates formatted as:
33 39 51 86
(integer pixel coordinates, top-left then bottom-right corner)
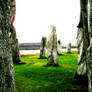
14 51 87 92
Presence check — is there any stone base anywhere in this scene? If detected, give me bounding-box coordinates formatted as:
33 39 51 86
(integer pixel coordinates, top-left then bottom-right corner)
38 56 47 59
47 62 59 66
66 52 71 54
57 53 62 56
74 72 88 85
14 61 26 64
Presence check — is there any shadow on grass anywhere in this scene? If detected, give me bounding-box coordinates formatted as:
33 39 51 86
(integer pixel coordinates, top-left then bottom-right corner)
15 51 87 92
38 57 47 59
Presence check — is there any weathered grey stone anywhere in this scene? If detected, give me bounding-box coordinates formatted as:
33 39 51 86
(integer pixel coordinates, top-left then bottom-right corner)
75 0 89 84
10 26 21 64
66 42 71 53
75 0 92 91
57 40 62 55
87 0 92 91
39 36 47 59
77 0 92 92
47 25 58 66
76 27 88 76
76 28 83 54
87 38 92 92
0 0 15 92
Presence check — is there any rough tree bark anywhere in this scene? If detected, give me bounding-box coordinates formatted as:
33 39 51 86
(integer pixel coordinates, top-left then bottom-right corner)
0 0 15 92
47 25 58 66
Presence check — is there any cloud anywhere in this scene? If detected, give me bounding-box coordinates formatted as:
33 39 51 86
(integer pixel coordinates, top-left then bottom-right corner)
14 0 80 44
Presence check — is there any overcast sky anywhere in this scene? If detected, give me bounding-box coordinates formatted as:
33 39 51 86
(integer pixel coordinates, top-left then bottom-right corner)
14 0 80 45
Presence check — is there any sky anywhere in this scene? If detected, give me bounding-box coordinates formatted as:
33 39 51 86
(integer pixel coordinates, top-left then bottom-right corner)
14 0 80 45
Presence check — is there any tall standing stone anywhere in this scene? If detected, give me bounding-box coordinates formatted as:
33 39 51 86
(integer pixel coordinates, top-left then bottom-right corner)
74 0 89 86
47 25 58 66
87 38 92 92
39 36 47 59
7 0 21 64
66 42 71 53
57 40 62 55
76 0 92 91
75 25 89 84
76 1 89 76
0 0 15 92
10 26 21 64
76 27 87 76
87 0 92 91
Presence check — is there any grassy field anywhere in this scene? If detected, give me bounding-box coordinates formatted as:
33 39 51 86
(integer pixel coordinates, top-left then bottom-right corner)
14 51 87 92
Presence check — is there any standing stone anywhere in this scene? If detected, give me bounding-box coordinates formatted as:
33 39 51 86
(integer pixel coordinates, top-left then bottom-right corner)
47 25 58 66
76 27 87 76
74 0 89 84
10 26 21 64
0 0 15 92
66 42 71 53
75 25 89 82
8 0 22 64
57 40 62 55
87 0 92 91
76 27 83 55
87 38 92 92
76 1 90 76
39 36 47 59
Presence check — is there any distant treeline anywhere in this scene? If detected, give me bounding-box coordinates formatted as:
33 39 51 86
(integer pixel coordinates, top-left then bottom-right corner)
19 43 40 50
19 43 77 50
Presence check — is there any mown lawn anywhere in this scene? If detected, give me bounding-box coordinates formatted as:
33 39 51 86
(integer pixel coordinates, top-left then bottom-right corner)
14 51 87 92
